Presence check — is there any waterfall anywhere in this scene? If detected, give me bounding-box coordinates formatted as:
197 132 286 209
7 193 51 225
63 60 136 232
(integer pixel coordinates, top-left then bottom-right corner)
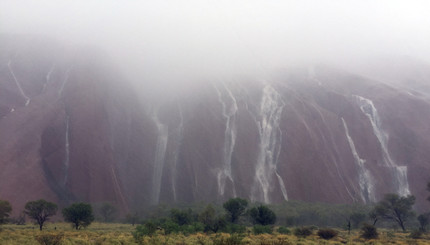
59 67 72 96
43 63 55 92
171 106 184 202
251 83 288 203
151 111 169 204
355 95 410 196
63 115 70 186
8 60 30 106
214 82 238 197
342 118 375 203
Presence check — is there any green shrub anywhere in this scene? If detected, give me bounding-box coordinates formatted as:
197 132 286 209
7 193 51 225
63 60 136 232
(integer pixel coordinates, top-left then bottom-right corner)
133 220 157 242
360 224 378 240
317 228 338 240
161 220 180 234
277 226 291 234
181 222 204 235
253 225 273 234
409 230 423 239
294 226 312 238
249 205 276 225
34 233 64 245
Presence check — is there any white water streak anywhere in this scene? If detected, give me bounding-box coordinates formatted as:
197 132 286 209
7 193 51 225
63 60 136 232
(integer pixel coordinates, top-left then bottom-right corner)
252 83 288 203
275 173 288 201
342 118 375 203
43 63 55 92
214 82 238 197
63 116 70 186
171 106 184 202
8 60 30 106
302 104 356 202
59 67 71 96
355 95 410 196
308 66 322 86
151 112 169 204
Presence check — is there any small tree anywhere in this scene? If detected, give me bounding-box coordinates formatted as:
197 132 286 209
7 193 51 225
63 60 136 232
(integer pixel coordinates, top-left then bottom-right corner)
62 203 94 230
170 208 193 226
34 233 64 245
317 228 338 240
199 204 216 232
418 213 430 232
368 209 379 226
24 199 57 230
375 193 415 231
361 223 378 239
223 198 248 223
97 202 117 222
249 205 276 225
294 226 313 238
0 200 12 224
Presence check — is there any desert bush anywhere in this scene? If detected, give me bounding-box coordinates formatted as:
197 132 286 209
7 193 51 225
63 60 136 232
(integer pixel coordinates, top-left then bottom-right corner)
418 212 430 232
181 222 204 235
212 233 244 245
253 225 273 234
133 220 157 243
277 226 291 234
317 228 338 240
222 223 246 234
62 203 94 230
409 230 423 239
294 226 312 237
161 219 180 234
360 223 378 240
249 205 276 225
0 200 12 224
34 233 64 245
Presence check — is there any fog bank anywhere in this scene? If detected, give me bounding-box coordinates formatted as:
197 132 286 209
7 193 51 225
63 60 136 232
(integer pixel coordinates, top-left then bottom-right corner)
2 0 430 91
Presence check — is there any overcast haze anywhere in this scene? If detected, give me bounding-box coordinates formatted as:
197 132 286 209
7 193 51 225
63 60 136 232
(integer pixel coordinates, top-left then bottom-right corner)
2 0 430 90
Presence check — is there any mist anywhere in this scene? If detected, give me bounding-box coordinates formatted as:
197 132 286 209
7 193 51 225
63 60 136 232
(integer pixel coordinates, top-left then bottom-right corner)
4 0 430 212
2 0 430 93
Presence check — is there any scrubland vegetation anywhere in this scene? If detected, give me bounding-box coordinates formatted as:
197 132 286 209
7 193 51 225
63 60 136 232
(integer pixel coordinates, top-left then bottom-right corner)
1 182 430 244
1 222 430 245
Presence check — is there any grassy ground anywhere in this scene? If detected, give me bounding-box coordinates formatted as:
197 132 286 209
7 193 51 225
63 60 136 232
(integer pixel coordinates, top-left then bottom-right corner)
1 223 430 245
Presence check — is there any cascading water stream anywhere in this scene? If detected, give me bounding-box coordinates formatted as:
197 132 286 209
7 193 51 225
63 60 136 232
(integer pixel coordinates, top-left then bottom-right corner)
214 82 238 197
151 111 169 204
8 60 30 106
63 115 70 186
251 83 288 203
355 95 410 196
59 67 72 96
43 63 55 92
171 106 184 202
342 118 375 203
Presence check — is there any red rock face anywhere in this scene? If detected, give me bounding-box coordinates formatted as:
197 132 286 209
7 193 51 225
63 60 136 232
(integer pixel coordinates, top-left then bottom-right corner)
1 37 430 215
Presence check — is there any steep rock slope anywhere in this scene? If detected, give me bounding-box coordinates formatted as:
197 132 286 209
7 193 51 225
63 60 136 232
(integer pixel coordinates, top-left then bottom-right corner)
1 36 430 214
0 36 157 214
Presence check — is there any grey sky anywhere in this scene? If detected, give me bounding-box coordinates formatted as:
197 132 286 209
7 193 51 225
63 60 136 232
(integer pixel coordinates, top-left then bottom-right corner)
1 0 430 87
